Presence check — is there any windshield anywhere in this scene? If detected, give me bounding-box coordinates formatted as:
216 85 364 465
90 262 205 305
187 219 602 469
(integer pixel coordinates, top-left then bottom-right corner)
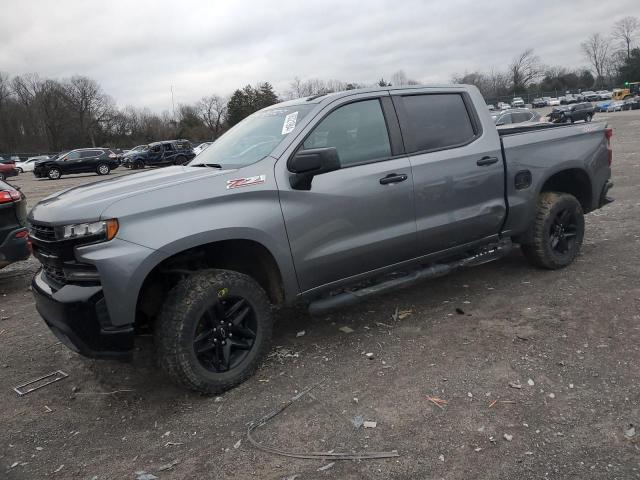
189 104 315 168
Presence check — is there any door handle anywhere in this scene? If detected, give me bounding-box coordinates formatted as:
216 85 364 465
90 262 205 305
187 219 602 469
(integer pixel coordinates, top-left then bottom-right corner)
379 173 408 185
477 156 499 166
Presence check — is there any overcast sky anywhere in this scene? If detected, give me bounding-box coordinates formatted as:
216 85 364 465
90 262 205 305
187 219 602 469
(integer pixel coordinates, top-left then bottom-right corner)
0 0 635 111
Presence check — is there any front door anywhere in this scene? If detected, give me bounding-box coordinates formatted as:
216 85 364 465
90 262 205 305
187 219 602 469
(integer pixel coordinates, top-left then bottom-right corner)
277 96 417 293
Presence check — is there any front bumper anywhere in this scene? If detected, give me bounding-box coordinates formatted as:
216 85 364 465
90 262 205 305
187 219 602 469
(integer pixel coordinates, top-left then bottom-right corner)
32 270 134 360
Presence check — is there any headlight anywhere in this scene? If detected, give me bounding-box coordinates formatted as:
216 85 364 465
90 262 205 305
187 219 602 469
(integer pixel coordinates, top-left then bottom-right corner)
57 219 119 241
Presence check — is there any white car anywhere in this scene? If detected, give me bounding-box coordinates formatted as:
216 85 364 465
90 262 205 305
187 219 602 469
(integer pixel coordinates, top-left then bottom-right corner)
596 90 612 100
193 142 213 156
548 97 561 106
511 97 525 108
15 155 49 173
497 102 510 110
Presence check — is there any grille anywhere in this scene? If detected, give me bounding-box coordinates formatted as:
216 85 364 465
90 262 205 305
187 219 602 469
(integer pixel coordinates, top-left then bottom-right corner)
42 264 66 284
29 223 56 241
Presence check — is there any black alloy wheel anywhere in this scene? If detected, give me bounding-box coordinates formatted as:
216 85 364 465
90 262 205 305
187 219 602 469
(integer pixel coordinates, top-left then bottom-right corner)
192 296 257 372
549 208 579 255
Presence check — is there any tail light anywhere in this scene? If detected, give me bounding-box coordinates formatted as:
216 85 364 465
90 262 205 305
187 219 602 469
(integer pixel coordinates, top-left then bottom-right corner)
0 188 21 204
605 127 613 166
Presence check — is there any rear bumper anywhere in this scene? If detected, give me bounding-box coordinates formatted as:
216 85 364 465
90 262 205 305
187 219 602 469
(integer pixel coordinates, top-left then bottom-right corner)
32 270 134 360
0 228 30 267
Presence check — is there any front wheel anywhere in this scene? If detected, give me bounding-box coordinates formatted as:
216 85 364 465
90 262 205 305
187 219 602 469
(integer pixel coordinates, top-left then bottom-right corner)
521 192 585 270
47 167 61 180
155 269 273 394
585 113 592 122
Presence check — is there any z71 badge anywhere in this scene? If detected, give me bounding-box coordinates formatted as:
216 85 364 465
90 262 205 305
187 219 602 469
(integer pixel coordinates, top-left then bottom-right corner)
226 174 266 190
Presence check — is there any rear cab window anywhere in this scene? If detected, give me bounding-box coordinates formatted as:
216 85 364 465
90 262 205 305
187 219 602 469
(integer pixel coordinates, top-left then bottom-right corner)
395 93 478 152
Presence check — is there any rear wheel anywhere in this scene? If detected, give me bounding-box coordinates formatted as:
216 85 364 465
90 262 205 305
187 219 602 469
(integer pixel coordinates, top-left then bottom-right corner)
155 269 273 394
174 155 186 165
17 167 23 173
521 192 584 270
0 173 5 181
47 167 61 180
96 163 110 175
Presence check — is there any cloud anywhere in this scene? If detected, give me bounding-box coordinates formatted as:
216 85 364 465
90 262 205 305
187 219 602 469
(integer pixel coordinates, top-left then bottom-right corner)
0 0 635 110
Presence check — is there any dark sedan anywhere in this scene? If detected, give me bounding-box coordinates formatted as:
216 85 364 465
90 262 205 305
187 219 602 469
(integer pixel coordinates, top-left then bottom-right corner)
547 103 595 123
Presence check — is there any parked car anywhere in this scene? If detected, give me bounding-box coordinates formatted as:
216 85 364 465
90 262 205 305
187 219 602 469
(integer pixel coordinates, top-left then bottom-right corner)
121 140 195 169
560 95 579 105
595 100 612 112
486 104 496 111
580 91 599 102
492 108 541 125
193 142 213 156
497 101 510 110
596 90 612 100
547 97 561 106
548 102 595 123
33 148 119 180
15 155 49 173
27 84 614 393
511 97 525 108
0 161 18 181
0 180 30 270
531 98 547 108
606 100 625 112
622 97 640 110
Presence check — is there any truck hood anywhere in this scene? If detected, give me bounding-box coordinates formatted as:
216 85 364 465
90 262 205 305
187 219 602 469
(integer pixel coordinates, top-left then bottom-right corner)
29 166 236 224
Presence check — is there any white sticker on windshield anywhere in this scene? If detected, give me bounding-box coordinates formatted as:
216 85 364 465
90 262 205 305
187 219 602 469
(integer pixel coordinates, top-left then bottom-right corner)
281 111 299 135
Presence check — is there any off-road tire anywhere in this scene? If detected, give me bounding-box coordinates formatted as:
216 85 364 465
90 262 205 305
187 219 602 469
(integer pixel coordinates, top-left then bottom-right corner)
47 167 61 180
96 163 110 175
521 192 585 270
155 269 273 394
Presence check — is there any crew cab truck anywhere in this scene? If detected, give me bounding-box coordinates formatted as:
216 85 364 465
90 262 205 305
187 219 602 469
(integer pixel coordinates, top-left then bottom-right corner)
28 85 614 394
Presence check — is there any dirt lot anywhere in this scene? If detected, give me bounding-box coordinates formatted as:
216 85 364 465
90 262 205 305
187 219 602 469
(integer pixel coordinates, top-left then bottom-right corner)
1 112 640 480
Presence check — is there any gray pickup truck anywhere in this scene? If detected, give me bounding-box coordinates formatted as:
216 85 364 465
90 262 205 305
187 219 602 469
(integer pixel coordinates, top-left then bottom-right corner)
28 85 614 393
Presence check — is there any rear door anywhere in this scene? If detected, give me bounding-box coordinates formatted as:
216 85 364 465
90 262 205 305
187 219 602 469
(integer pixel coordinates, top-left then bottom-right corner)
277 95 417 293
391 90 506 254
161 143 176 164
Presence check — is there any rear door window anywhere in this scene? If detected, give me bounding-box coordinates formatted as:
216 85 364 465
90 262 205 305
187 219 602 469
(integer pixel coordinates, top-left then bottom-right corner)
398 94 477 152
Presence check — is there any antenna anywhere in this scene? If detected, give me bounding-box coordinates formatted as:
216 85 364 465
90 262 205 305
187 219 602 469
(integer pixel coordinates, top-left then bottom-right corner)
170 85 176 120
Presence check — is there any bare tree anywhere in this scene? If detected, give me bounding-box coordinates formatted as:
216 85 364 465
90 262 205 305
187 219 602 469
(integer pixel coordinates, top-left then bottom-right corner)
612 16 639 60
509 49 542 92
581 33 611 86
64 76 114 146
198 95 227 138
390 70 419 86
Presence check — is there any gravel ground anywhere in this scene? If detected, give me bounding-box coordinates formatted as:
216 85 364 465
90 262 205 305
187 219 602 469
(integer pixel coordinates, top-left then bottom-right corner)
1 110 639 480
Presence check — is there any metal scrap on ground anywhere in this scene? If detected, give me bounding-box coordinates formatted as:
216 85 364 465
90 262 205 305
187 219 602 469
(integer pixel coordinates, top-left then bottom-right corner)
13 370 69 396
247 382 400 460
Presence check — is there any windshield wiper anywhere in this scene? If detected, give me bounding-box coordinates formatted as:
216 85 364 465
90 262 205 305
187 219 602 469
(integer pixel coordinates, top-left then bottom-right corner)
193 163 223 169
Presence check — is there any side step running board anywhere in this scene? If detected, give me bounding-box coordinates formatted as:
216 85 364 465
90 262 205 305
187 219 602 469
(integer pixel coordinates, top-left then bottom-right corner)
308 239 512 315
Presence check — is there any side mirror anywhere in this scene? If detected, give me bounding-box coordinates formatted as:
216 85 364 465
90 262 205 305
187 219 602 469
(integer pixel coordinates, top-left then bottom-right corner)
288 147 340 190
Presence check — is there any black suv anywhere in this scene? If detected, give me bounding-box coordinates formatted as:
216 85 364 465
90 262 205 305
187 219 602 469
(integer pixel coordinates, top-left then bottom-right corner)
33 148 119 180
548 102 595 123
0 180 30 270
121 140 195 169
